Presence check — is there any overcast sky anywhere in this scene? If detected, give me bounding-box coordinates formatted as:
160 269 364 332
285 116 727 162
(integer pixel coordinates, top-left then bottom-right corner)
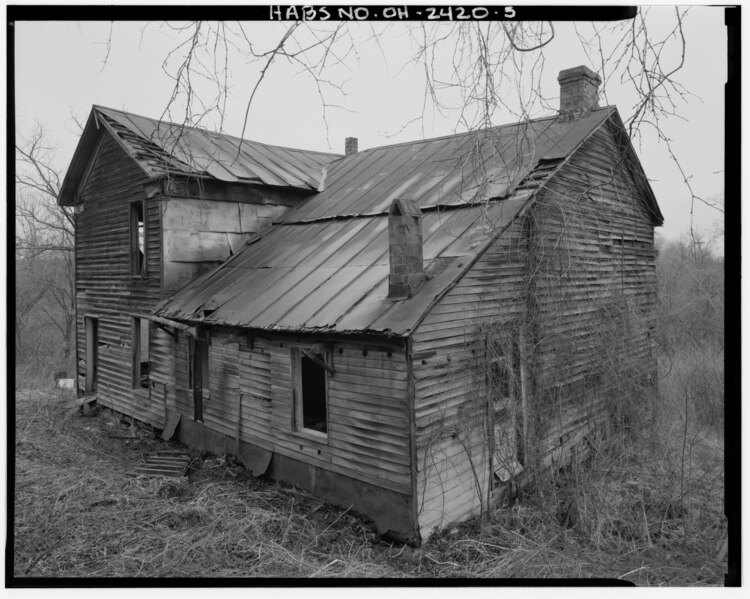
14 6 727 243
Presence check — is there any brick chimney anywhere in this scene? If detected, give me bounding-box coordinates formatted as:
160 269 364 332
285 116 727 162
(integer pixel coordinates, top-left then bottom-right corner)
388 198 424 299
345 137 358 156
558 66 601 118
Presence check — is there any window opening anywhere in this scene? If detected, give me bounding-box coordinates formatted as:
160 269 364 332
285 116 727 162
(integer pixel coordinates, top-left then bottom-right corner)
132 317 152 389
130 201 146 276
294 349 329 435
84 317 98 393
188 334 210 394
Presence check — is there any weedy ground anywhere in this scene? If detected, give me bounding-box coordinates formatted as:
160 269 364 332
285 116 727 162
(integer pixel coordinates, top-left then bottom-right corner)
13 365 726 582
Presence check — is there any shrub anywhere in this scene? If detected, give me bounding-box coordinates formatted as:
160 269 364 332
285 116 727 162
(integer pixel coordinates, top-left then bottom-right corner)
659 345 724 431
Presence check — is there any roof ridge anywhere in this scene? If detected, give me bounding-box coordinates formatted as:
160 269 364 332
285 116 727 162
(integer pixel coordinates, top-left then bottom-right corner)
92 105 342 158
357 107 615 154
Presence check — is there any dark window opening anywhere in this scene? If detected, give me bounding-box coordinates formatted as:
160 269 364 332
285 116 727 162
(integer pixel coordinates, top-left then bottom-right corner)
84 317 98 394
299 353 328 434
132 317 152 389
188 335 210 395
188 333 210 422
130 201 146 276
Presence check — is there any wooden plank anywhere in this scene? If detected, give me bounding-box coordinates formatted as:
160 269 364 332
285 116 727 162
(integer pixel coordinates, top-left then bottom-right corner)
161 412 181 441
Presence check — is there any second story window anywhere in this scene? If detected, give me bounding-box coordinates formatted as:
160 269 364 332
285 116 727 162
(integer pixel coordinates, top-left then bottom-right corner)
130 200 147 276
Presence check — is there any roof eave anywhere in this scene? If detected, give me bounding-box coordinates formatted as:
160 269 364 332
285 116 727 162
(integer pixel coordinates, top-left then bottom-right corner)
606 108 665 227
57 110 100 206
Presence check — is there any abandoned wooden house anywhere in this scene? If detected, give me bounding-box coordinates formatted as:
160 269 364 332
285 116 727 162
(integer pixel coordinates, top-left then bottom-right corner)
58 66 662 543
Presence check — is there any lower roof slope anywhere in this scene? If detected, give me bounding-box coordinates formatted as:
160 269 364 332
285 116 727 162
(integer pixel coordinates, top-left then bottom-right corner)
155 194 531 336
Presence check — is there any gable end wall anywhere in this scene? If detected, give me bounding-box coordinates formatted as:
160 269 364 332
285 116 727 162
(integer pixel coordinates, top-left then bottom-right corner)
74 132 164 425
522 120 657 469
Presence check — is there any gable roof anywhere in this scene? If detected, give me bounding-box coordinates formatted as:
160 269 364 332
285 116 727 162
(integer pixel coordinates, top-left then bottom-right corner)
156 106 661 337
278 108 614 223
58 106 341 205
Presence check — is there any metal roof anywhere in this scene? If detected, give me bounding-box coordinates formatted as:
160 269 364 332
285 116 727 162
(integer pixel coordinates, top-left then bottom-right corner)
58 106 341 205
278 108 614 223
155 108 629 336
155 194 533 336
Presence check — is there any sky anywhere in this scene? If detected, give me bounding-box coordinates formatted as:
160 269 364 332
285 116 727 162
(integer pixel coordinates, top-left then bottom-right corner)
13 5 727 244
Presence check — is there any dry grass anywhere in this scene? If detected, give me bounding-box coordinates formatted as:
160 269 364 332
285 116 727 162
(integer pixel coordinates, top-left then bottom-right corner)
13 380 726 582
13 389 403 578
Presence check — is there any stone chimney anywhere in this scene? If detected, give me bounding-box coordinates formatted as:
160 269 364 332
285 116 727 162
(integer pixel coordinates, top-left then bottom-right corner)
558 66 601 118
345 137 358 156
388 198 424 299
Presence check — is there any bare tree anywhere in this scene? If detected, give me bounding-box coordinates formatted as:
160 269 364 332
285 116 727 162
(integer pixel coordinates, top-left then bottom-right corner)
15 125 76 371
130 9 723 229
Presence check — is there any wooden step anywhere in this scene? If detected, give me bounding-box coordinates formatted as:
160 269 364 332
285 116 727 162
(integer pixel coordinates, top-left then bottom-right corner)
136 451 191 478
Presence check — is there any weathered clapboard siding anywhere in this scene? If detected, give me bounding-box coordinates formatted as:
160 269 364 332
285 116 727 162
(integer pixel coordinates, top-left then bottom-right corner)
237 338 274 445
530 122 657 383
153 329 412 494
416 428 488 531
267 337 411 493
201 339 241 437
150 328 193 424
412 222 528 538
522 119 657 469
75 132 165 427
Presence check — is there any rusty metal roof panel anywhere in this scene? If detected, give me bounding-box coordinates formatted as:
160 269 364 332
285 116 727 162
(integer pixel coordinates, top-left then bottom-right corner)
94 106 341 190
278 108 613 222
155 196 531 336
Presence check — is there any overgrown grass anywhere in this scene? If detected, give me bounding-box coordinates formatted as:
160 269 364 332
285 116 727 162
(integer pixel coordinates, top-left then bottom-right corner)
13 376 726 582
13 390 402 578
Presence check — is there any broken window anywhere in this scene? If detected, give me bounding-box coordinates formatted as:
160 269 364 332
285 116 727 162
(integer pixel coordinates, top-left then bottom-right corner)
130 201 146 276
132 317 152 389
292 347 332 435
